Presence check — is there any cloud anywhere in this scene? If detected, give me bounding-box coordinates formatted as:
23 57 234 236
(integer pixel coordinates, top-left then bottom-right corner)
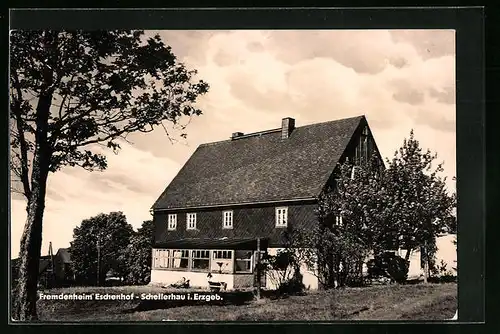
429 86 455 104
390 79 425 105
263 30 421 75
10 142 181 257
390 30 455 60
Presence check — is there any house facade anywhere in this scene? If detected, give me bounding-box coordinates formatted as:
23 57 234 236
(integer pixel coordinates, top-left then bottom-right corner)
150 115 383 290
11 247 74 288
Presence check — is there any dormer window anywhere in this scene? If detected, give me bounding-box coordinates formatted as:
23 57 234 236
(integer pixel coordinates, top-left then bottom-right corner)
335 215 343 226
187 213 196 230
223 210 233 229
167 214 177 230
351 166 359 180
275 207 288 227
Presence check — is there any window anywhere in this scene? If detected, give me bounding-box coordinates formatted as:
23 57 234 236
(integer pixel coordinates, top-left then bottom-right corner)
186 213 196 230
235 250 253 273
192 250 210 270
213 250 233 259
335 215 343 226
359 126 369 163
222 210 233 229
351 166 359 180
212 250 233 273
275 207 288 227
172 249 190 269
167 214 177 230
153 249 171 269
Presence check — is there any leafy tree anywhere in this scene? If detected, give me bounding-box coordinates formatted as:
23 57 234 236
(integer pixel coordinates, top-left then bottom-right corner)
287 155 387 289
384 130 456 282
284 131 455 287
125 220 154 285
71 212 134 285
10 30 209 320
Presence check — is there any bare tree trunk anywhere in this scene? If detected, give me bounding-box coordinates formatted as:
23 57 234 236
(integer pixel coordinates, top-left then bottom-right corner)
14 157 50 320
422 243 428 284
405 248 412 262
14 76 53 320
423 261 429 283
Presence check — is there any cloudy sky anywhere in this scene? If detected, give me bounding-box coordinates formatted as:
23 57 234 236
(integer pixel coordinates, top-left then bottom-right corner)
10 30 456 257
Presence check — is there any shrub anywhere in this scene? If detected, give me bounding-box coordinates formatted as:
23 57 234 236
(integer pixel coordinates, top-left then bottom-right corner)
278 271 305 295
367 252 409 284
261 251 305 296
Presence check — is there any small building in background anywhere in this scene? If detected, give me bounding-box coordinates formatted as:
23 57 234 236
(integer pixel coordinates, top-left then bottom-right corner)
11 246 75 289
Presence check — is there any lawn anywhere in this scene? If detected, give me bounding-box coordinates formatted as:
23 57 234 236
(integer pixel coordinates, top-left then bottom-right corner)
33 283 457 322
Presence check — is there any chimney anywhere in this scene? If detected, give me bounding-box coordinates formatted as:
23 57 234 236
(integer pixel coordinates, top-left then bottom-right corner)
231 132 244 140
281 117 295 139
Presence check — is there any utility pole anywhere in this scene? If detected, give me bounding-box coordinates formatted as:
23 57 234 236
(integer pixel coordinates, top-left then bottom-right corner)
422 240 428 284
97 238 100 286
48 242 55 288
255 238 261 300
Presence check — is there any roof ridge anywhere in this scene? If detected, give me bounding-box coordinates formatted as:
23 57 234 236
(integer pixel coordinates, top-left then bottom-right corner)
296 115 365 129
199 115 365 147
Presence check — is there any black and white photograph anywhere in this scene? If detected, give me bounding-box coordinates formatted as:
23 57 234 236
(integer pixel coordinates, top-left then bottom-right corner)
9 24 462 322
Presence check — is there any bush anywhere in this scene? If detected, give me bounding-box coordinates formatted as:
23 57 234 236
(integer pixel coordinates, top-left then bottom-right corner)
367 252 409 284
277 271 305 295
261 251 305 296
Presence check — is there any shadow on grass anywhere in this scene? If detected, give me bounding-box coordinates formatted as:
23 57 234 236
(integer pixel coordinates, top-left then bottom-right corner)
125 289 302 313
126 291 254 313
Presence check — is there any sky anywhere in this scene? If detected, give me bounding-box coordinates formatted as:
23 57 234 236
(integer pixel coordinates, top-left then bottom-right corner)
10 29 456 258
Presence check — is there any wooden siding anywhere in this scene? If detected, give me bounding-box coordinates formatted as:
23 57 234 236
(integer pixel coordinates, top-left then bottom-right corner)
153 202 318 248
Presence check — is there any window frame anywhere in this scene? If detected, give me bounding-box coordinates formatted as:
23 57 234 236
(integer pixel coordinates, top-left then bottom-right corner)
191 250 210 271
335 215 344 226
234 250 253 273
171 249 190 270
152 249 171 269
186 213 197 230
275 207 288 227
351 166 359 180
152 248 259 274
167 213 177 231
222 210 233 229
211 249 234 273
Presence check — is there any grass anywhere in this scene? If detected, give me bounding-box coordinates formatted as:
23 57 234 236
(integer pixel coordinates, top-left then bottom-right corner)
34 283 457 322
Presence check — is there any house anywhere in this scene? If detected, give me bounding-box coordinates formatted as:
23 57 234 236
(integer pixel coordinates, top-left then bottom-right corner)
11 255 53 288
11 247 74 288
150 115 384 290
52 248 75 284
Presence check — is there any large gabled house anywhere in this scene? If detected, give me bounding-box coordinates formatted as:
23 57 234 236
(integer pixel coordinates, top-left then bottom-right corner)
150 115 384 290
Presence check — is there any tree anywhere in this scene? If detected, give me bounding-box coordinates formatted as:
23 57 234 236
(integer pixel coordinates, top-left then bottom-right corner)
384 130 456 282
70 212 133 285
124 220 154 285
290 155 389 289
10 30 209 320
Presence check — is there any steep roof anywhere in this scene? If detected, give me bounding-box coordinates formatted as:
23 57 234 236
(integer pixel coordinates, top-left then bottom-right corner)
56 248 71 263
152 115 365 210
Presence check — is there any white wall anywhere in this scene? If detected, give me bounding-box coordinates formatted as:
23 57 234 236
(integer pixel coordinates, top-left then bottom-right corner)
265 247 319 290
435 234 457 273
406 234 457 278
150 270 236 290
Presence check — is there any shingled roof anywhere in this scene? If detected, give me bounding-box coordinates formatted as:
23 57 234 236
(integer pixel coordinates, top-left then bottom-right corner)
152 115 365 210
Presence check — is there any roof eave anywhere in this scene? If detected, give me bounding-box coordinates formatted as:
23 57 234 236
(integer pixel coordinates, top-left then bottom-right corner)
152 196 318 212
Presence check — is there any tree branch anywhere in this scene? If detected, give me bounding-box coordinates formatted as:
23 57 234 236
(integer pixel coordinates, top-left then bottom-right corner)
11 72 32 201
